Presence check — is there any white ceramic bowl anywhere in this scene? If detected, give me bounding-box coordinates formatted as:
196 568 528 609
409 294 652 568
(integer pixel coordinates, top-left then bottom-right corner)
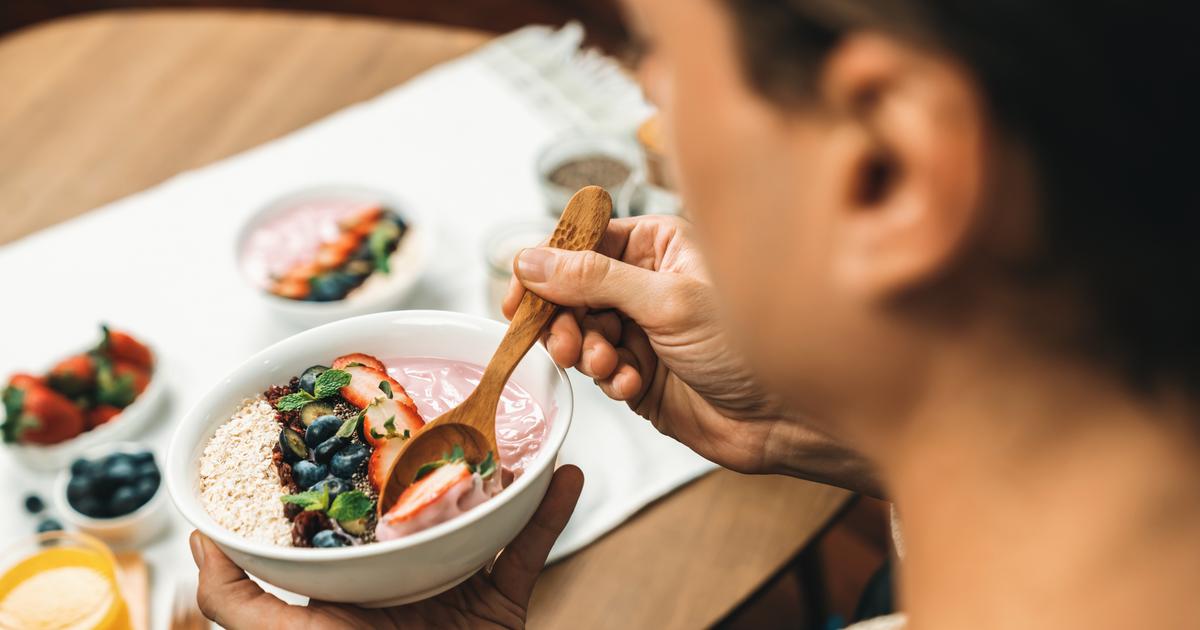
167 310 573 606
235 186 432 329
55 441 169 548
6 349 165 472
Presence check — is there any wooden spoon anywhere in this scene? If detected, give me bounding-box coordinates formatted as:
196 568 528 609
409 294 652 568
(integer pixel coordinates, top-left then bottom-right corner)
377 186 612 516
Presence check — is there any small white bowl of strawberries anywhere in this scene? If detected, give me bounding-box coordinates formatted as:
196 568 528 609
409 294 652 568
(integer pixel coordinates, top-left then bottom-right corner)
236 186 431 328
2 325 164 471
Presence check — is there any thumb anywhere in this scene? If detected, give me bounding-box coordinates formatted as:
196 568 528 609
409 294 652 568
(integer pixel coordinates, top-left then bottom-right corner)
191 531 287 626
514 247 667 320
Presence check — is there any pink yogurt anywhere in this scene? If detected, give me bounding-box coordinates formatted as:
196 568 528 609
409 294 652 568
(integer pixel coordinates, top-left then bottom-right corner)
240 198 378 288
374 357 553 541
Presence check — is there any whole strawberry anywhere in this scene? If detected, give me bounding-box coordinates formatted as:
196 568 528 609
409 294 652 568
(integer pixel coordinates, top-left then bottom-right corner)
99 325 153 370
95 360 150 409
47 354 96 398
85 404 122 429
2 384 85 445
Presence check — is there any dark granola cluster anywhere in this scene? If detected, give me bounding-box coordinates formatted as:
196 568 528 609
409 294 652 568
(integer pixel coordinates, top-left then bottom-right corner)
291 510 332 547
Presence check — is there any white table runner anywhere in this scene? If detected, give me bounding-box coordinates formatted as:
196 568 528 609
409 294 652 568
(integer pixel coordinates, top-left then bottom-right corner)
0 24 716 625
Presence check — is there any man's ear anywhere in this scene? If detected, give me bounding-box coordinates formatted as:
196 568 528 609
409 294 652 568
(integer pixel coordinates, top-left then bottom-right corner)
819 32 987 300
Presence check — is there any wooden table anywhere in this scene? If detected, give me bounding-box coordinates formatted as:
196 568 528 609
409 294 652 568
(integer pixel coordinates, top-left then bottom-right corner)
0 10 850 628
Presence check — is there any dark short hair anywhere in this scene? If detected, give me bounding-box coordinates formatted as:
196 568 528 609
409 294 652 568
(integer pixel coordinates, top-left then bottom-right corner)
725 0 1200 393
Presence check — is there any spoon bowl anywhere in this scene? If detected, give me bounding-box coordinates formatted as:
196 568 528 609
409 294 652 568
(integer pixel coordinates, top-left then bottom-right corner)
377 186 612 516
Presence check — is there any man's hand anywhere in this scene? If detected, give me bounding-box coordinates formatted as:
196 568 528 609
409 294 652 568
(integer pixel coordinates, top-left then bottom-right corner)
504 216 880 494
192 465 584 629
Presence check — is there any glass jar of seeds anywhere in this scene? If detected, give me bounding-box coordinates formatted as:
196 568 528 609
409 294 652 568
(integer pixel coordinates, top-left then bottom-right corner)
535 133 642 217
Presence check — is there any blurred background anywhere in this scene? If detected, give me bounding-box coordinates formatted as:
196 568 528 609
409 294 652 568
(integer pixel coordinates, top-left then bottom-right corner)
1 0 628 50
0 3 895 629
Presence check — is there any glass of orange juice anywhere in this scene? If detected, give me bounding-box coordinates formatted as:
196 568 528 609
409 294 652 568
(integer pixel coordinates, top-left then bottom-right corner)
0 531 131 630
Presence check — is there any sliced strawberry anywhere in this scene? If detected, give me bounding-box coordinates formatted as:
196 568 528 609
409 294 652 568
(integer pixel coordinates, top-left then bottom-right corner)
100 327 154 370
273 278 310 299
339 205 384 237
16 385 86 445
85 404 122 429
48 354 96 397
339 365 423 448
332 353 386 372
281 261 322 284
367 436 406 491
315 235 359 269
362 397 423 448
381 461 471 525
339 365 414 409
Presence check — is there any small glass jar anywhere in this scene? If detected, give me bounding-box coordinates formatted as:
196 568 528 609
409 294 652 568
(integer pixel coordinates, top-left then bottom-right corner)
617 170 684 218
535 133 642 217
0 531 132 630
483 218 559 320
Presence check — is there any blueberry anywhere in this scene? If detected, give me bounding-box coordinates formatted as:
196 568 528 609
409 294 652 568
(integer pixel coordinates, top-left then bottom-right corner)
23 494 44 514
70 458 91 476
66 476 94 503
70 495 104 518
136 462 160 485
385 211 407 232
308 272 356 302
311 477 352 502
36 519 63 533
330 444 368 479
292 461 328 489
313 437 345 464
110 485 146 516
298 365 329 395
304 415 343 448
105 458 138 487
133 476 159 503
130 450 155 465
311 529 349 548
279 428 308 463
104 452 134 468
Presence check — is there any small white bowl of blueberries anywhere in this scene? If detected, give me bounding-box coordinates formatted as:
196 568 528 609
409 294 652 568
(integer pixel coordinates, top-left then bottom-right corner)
54 442 167 548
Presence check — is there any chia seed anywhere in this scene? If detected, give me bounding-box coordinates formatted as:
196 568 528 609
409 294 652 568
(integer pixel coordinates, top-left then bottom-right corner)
548 155 632 190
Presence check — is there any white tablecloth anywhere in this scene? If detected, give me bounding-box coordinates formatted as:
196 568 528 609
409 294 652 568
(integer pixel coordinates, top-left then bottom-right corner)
0 24 716 627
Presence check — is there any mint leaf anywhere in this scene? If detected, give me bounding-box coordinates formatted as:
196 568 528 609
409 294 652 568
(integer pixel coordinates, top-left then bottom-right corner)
379 381 393 399
275 392 315 412
280 488 330 512
449 444 465 462
313 369 351 399
368 220 400 274
335 414 360 439
328 490 374 521
474 451 497 479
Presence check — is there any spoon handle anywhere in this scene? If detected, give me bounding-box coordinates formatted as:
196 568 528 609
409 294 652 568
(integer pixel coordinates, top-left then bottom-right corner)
475 186 613 401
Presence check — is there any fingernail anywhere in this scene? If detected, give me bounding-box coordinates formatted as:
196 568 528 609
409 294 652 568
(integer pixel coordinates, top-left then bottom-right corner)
189 531 206 568
516 248 554 283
